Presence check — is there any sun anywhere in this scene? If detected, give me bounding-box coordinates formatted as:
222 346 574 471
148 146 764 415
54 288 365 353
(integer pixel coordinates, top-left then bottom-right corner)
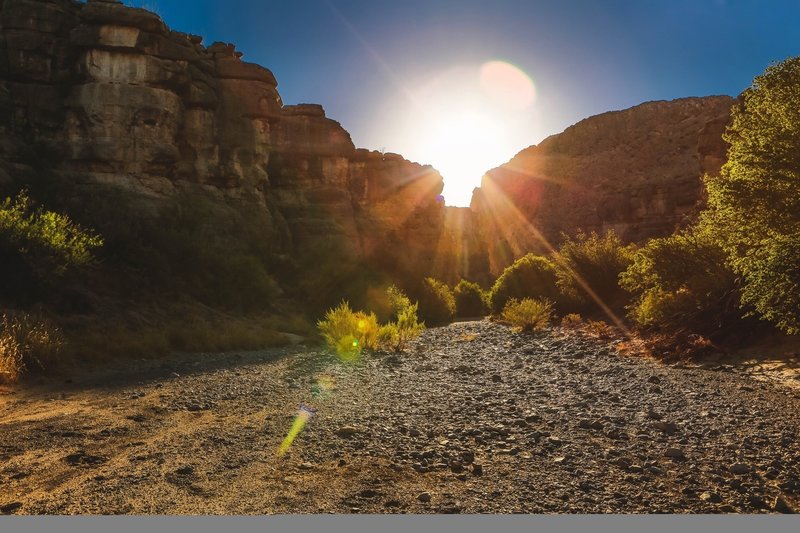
383 61 538 207
418 110 511 207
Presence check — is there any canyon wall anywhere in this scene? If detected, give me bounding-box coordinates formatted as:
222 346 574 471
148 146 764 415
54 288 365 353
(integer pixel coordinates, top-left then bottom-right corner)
470 96 733 276
0 0 736 298
0 0 446 300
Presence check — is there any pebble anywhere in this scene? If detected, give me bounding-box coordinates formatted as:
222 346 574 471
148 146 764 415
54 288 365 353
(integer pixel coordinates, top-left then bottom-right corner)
0 502 22 514
774 495 795 514
417 492 432 503
664 448 686 459
700 492 723 503
335 426 358 438
729 463 750 475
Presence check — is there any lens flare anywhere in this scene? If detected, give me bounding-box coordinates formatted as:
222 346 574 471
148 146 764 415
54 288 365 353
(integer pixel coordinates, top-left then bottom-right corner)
311 373 337 399
334 334 362 361
479 61 537 111
277 403 317 457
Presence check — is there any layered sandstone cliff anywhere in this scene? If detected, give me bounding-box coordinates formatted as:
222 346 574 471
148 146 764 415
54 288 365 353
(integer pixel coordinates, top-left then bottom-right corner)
470 96 733 276
0 0 446 296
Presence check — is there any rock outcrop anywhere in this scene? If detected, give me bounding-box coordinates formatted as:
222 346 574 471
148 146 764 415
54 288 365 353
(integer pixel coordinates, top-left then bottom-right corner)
470 96 734 275
0 0 447 296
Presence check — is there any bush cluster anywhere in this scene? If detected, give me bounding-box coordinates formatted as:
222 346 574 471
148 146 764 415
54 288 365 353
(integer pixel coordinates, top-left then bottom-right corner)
317 286 425 358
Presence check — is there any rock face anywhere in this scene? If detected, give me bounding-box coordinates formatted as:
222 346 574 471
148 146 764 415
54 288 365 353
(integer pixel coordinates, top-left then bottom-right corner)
0 0 447 296
470 96 734 276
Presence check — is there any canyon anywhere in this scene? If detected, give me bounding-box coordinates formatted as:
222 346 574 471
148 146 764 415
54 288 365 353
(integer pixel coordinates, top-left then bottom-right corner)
0 0 733 296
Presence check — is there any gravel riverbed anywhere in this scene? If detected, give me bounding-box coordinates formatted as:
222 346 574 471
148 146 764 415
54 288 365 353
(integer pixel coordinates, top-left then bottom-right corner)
1 320 798 514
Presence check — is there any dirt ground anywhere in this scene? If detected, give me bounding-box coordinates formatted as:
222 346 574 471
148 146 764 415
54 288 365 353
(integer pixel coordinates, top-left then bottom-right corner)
1 320 799 514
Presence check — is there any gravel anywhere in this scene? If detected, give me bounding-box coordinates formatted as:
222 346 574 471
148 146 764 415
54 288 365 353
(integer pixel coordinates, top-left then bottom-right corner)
0 320 798 514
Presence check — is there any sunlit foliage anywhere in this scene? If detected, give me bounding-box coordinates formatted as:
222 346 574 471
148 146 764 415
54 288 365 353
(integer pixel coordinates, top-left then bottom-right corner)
501 297 554 332
703 56 800 333
554 230 636 311
488 254 559 313
0 191 102 297
418 277 456 325
620 228 738 330
453 279 488 318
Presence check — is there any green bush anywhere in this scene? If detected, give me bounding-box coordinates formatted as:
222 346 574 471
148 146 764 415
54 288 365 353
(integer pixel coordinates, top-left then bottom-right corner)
317 286 425 356
418 277 455 325
501 298 554 332
554 230 636 311
454 279 488 318
702 56 800 334
0 191 102 299
317 301 379 360
380 285 425 351
488 254 559 313
620 229 737 330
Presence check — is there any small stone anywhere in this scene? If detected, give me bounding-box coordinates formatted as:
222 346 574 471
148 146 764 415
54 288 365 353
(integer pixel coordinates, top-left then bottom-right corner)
648 375 662 384
472 463 483 476
664 447 685 459
408 429 421 437
748 495 766 509
729 463 751 475
700 491 723 503
491 374 502 383
455 473 468 481
338 459 347 467
0 502 22 514
335 426 358 438
175 466 195 476
417 491 432 503
647 409 663 420
590 420 604 430
578 420 592 429
718 505 736 513
461 450 475 464
653 421 678 435
547 437 563 446
298 462 314 470
450 461 464 473
774 495 795 514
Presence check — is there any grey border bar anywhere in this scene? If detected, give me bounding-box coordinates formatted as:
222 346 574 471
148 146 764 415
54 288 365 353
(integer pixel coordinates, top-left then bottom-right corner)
1 516 799 533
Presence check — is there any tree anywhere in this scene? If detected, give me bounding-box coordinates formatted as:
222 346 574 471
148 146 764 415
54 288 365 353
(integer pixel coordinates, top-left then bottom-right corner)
703 56 800 333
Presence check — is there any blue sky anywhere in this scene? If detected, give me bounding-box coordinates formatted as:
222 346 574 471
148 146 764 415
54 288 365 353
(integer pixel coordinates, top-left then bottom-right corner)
125 0 800 205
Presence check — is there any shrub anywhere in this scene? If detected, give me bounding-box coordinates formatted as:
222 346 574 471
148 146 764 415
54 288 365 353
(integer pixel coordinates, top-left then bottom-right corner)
316 301 379 360
620 229 738 330
0 191 102 299
489 254 559 313
501 298 554 332
317 287 425 355
560 313 583 328
554 230 636 311
418 277 455 325
379 285 425 351
453 280 488 318
0 313 65 382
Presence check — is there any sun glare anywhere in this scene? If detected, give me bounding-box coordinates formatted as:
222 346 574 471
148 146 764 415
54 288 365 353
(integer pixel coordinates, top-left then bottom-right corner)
380 61 539 207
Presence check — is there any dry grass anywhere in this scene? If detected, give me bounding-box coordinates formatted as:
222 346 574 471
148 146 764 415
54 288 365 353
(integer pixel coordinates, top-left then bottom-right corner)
59 307 314 365
0 312 65 383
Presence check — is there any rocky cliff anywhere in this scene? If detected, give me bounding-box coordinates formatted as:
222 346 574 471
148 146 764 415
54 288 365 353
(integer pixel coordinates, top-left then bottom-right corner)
0 0 737 303
470 96 734 276
0 0 446 303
